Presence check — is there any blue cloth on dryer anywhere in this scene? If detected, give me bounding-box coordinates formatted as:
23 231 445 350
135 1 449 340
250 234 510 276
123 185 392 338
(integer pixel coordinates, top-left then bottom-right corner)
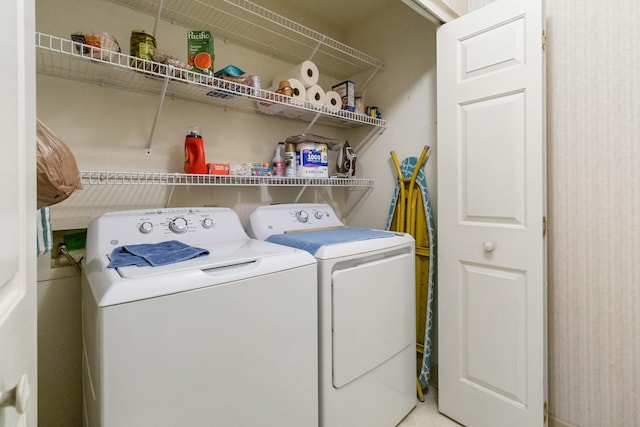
266 227 396 256
107 240 210 268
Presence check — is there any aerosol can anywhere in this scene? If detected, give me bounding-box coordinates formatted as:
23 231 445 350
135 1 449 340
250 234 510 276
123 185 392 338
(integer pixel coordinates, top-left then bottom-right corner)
336 141 356 178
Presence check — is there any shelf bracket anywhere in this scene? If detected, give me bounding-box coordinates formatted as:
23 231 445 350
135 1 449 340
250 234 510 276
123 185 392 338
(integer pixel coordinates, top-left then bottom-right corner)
153 0 164 39
304 112 322 133
146 75 170 154
165 184 176 208
359 64 383 93
343 185 374 218
308 36 327 62
355 126 385 155
294 184 308 203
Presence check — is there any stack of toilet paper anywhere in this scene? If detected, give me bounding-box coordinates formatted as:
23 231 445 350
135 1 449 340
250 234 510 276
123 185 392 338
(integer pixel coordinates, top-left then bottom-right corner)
269 60 343 111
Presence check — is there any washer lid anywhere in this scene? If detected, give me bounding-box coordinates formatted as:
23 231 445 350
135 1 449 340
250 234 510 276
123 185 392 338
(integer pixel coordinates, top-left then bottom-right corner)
114 239 277 279
85 238 316 306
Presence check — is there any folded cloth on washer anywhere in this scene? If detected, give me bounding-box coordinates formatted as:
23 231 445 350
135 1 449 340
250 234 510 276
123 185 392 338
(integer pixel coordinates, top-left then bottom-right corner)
265 227 396 256
107 240 210 268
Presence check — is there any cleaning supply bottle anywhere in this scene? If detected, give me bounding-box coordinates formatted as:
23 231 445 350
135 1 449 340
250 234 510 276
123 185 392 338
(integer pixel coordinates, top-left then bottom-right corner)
184 127 207 174
272 142 285 177
284 141 297 177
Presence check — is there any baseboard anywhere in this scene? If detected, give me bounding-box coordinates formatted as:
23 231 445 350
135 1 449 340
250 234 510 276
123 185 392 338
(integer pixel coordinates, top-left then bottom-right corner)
549 414 579 427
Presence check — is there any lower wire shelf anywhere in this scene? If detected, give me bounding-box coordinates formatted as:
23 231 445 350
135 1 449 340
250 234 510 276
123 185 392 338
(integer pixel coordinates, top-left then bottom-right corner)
79 170 375 188
50 170 374 230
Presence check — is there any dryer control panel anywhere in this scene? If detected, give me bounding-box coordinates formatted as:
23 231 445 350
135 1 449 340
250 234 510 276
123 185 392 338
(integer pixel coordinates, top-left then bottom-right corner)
247 203 344 240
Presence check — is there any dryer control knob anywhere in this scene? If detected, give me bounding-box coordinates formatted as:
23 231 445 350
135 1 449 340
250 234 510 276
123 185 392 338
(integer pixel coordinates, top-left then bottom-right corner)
202 217 215 229
314 210 323 219
169 217 189 234
139 221 153 234
296 210 309 223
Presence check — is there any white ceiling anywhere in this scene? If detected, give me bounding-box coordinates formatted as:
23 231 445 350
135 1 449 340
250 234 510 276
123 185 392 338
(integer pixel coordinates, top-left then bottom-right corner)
255 0 401 35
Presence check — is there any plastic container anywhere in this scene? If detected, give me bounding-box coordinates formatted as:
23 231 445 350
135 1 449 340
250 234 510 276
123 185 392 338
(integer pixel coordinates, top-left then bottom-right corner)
272 142 285 177
184 127 208 174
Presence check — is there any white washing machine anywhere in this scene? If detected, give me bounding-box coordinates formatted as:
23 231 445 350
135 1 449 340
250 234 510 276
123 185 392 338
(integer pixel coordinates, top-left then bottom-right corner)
248 203 416 427
82 207 318 427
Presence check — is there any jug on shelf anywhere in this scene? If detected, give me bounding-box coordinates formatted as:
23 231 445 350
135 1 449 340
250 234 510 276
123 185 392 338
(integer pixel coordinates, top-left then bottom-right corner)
184 126 208 174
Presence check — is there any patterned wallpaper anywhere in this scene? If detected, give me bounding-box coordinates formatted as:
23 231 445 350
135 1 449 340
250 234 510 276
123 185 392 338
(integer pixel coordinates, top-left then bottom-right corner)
466 0 640 425
545 0 640 425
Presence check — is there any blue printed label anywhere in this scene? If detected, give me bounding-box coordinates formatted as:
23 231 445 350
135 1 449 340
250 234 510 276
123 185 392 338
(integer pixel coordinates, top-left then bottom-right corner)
301 149 323 167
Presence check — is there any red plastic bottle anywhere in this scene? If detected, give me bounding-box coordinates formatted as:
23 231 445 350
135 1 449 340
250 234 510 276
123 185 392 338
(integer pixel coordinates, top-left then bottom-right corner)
184 127 207 174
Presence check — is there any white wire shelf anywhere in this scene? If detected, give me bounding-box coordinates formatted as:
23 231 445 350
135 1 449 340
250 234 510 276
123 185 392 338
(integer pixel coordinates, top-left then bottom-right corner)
79 170 375 188
35 33 386 129
108 0 385 79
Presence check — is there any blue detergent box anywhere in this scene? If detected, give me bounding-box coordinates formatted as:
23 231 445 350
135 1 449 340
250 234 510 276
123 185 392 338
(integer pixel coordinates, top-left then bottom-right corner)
331 80 355 112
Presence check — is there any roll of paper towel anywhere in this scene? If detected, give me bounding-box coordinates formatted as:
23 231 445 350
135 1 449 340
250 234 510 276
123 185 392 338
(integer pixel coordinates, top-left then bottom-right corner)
325 91 342 111
287 78 307 101
268 78 307 102
286 61 319 88
306 85 325 106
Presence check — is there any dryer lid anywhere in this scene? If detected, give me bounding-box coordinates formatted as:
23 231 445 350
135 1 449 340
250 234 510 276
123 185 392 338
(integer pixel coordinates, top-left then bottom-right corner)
265 227 399 256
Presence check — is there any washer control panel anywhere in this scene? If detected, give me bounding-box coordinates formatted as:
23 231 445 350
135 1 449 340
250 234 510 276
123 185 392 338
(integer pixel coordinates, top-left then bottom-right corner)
134 208 219 236
90 207 247 254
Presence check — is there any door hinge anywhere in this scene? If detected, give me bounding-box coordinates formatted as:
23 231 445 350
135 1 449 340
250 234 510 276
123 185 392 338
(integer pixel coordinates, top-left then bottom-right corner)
542 29 547 50
543 216 547 236
544 400 548 423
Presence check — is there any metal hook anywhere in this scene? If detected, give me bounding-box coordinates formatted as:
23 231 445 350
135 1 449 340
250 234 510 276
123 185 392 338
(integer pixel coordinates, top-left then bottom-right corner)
58 244 83 272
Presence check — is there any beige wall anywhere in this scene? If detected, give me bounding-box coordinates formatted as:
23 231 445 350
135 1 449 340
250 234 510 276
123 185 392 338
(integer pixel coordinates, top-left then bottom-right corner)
466 0 640 425
35 1 438 423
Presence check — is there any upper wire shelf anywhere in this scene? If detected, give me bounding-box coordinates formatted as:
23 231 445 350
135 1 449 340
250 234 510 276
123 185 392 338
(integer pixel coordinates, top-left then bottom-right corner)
108 0 385 79
35 33 386 129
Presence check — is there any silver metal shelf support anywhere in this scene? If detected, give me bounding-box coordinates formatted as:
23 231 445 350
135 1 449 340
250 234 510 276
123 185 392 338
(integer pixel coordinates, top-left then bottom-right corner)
153 0 164 39
294 185 308 203
146 75 170 154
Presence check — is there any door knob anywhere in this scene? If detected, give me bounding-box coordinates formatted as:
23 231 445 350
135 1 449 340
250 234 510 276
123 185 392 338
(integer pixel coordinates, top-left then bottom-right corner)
483 241 495 252
0 374 30 414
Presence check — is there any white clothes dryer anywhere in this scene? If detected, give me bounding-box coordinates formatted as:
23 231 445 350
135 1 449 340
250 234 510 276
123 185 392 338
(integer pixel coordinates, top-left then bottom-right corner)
82 207 318 427
248 203 416 427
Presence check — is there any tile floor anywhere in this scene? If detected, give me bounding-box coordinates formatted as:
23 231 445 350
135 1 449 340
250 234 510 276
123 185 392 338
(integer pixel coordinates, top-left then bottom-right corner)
397 388 462 427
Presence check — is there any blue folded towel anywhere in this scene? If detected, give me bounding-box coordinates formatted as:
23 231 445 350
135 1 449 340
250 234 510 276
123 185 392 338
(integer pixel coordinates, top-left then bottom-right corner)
107 240 210 268
266 227 396 255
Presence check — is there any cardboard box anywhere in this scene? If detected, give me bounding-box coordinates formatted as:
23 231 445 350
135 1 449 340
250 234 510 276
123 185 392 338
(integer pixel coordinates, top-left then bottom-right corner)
331 80 355 112
187 30 214 75
207 163 230 175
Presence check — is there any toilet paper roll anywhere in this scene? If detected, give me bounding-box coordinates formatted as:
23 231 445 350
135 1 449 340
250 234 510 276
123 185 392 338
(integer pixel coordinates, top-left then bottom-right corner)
268 78 307 102
285 60 319 88
324 90 342 111
306 85 325 106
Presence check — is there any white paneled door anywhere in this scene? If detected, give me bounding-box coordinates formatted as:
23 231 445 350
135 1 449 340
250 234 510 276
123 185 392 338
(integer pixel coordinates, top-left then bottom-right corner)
436 0 547 426
0 0 37 426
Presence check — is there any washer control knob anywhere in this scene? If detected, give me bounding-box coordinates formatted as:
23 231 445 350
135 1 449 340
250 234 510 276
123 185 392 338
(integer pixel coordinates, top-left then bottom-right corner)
314 210 323 219
139 221 154 234
202 217 215 229
296 210 309 223
169 217 189 234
